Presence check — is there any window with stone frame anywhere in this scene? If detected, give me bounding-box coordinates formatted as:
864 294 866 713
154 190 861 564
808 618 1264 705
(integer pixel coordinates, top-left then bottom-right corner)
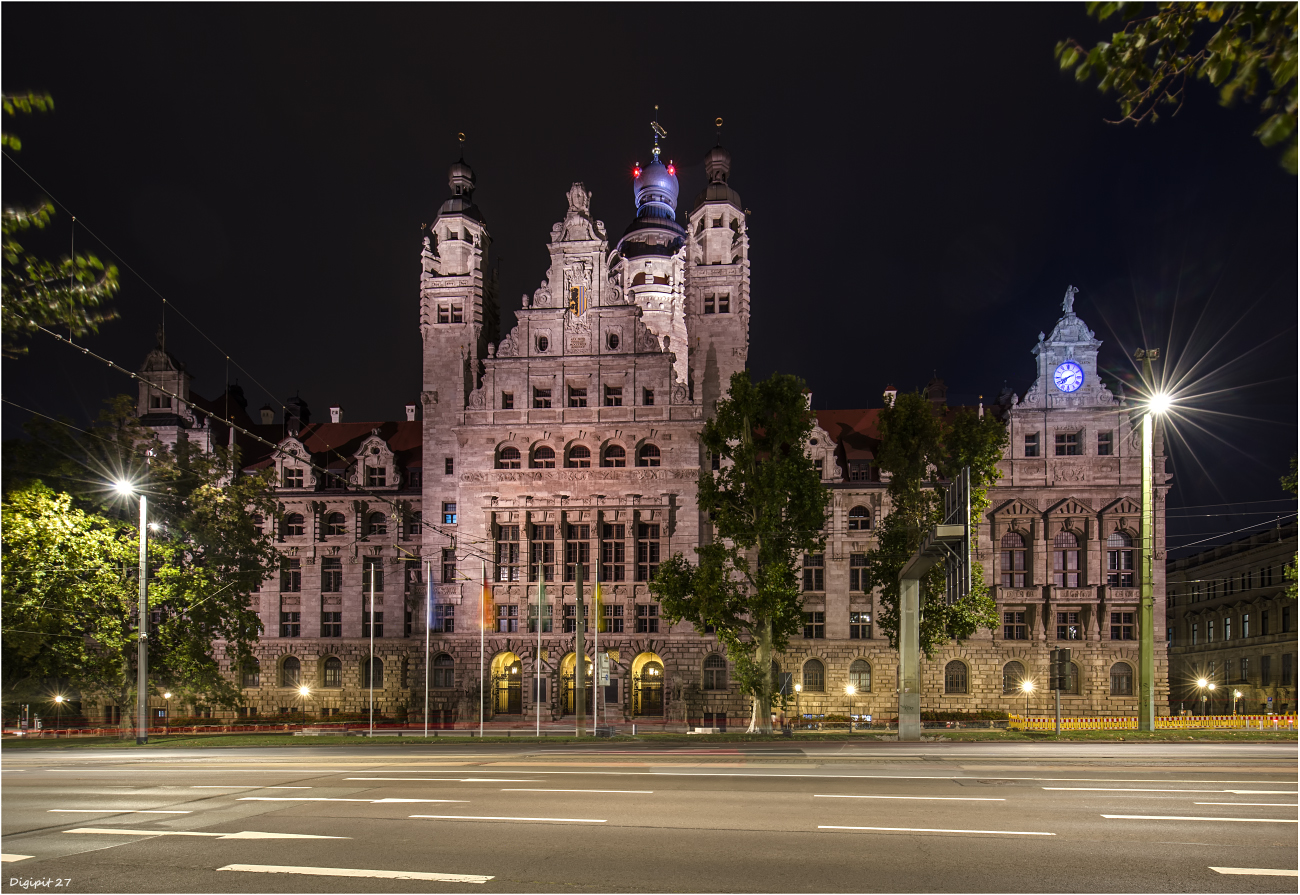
321 557 343 593
501 392 514 410
280 558 301 593
432 653 454 688
533 387 552 409
703 654 727 690
1224 615 1233 641
1053 531 1081 587
1107 532 1135 586
450 304 463 323
498 447 522 469
242 659 261 688
407 511 422 539
527 603 553 634
1097 430 1113 455
1110 611 1135 641
944 660 968 694
404 559 423 594
366 465 386 487
321 610 342 638
1001 531 1028 587
802 611 825 639
496 524 521 582
431 603 454 633
1024 432 1040 457
281 657 301 687
849 611 871 639
603 603 624 633
568 386 588 408
565 524 591 582
848 461 873 482
1054 431 1081 456
441 548 457 584
1242 612 1250 638
362 557 384 592
1238 656 1250 682
637 444 661 467
149 393 171 409
531 445 556 468
442 502 457 524
326 512 347 535
1056 611 1081 640
322 656 342 687
635 603 659 633
605 385 623 407
1281 655 1293 687
1110 662 1133 696
1003 661 1026 693
636 523 660 581
563 603 577 634
642 387 655 406
603 444 626 467
530 524 556 581
284 513 305 537
280 612 300 638
368 511 388 536
283 467 304 488
802 553 825 592
361 610 384 638
848 505 871 531
1208 618 1216 642
496 604 519 633
718 293 730 313
849 659 871 692
601 523 626 581
1003 610 1027 640
849 553 867 591
363 657 383 688
567 445 592 468
703 294 716 314
407 469 422 489
802 658 825 691
437 305 450 324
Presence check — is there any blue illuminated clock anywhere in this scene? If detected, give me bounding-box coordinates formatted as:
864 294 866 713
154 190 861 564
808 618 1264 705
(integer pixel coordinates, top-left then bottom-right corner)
1053 361 1084 393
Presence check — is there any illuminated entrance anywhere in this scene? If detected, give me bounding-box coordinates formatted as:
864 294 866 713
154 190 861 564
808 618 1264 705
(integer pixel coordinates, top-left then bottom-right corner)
632 651 664 717
560 652 594 715
490 651 522 715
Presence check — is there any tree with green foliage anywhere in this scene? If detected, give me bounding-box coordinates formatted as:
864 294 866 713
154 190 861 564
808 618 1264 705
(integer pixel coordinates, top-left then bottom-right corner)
1056 3 1298 173
2 92 120 357
862 391 1008 658
649 372 830 734
1 397 278 733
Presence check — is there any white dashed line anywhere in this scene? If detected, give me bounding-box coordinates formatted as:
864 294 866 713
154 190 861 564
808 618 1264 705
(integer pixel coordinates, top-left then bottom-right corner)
815 794 1005 802
1209 867 1298 877
217 863 492 883
1102 815 1298 823
501 789 653 794
49 809 192 814
410 814 606 824
1 855 35 863
63 828 349 840
820 825 1053 836
238 797 468 804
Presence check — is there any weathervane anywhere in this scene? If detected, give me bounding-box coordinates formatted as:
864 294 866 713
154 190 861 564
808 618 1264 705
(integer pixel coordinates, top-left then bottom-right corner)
651 105 667 163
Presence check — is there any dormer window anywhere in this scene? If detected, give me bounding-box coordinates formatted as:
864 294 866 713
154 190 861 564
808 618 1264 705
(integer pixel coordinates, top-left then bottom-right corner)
149 394 171 409
283 467 304 489
366 465 386 487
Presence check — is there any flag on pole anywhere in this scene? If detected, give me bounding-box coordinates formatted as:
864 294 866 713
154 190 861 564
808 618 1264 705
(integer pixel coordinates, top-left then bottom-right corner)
482 562 494 631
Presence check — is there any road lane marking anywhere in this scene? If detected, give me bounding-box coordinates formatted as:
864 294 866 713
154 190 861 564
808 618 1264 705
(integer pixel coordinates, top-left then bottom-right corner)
815 794 1005 802
264 786 312 789
410 814 605 824
820 825 1053 836
63 828 349 839
1044 787 1239 793
192 786 250 789
1227 790 1300 795
501 789 654 794
1 855 35 863
217 863 492 883
1195 802 1298 807
238 797 469 804
345 777 540 783
1210 867 1299 877
1102 815 1298 823
49 810 192 814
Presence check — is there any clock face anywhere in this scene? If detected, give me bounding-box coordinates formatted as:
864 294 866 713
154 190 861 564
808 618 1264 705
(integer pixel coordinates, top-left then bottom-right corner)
1054 361 1084 393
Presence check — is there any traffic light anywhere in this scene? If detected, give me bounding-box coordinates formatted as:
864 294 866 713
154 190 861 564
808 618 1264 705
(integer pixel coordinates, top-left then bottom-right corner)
1049 648 1072 691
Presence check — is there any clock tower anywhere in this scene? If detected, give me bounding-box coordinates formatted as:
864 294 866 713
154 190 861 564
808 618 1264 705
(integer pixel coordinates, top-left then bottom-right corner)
1021 285 1117 410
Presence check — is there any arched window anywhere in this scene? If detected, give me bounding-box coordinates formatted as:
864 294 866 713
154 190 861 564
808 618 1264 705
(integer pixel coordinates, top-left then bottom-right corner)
944 660 967 694
1064 661 1080 695
847 506 871 531
638 444 661 467
1002 660 1026 694
849 659 871 692
1107 532 1135 587
432 653 454 689
703 654 727 690
498 446 522 469
363 657 384 689
632 272 646 286
284 513 305 537
1053 530 1081 587
1000 532 1026 587
368 512 388 536
1109 662 1133 696
326 512 347 535
603 444 626 468
281 656 300 688
323 656 342 688
531 446 555 469
802 659 825 692
566 445 591 468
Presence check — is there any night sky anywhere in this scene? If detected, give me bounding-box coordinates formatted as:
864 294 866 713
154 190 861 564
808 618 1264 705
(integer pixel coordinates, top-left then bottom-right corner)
3 4 1295 556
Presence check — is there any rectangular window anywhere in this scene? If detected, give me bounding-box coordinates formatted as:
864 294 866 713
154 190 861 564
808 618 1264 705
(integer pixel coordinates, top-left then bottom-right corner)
802 553 825 592
636 523 660 581
444 457 455 476
1208 618 1216 642
635 603 660 633
1262 565 1274 586
438 305 450 324
1111 611 1135 641
604 385 623 407
603 603 625 633
565 524 592 582
279 611 300 638
407 469 422 489
533 388 552 409
361 611 384 638
407 511 422 539
321 611 342 638
703 294 715 314
1002 539 1027 588
404 559 423 594
1261 655 1272 686
1057 611 1081 640
568 386 588 408
1054 432 1081 456
601 523 626 582
1282 655 1293 687
280 558 302 593
362 557 384 592
1224 616 1232 641
1024 432 1040 457
642 387 655 406
848 460 873 482
527 603 553 634
718 293 730 313
1239 656 1250 682
849 553 867 592
441 548 457 584
321 557 343 593
712 452 722 471
530 524 556 582
500 392 514 410
1097 431 1113 456
450 304 463 324
283 467 304 488
563 603 577 634
496 524 521 582
1261 609 1270 635
432 603 454 633
1192 622 1198 645
1284 606 1292 633
149 394 171 409
496 604 519 633
1003 610 1027 640
802 611 825 639
849 611 871 639
1054 539 1081 588
366 466 386 487
443 502 457 524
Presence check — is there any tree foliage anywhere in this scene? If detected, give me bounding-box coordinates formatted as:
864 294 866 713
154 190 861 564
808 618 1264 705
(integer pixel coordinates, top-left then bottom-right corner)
649 372 830 734
1056 3 1298 173
1 398 279 723
862 392 1008 658
2 92 120 357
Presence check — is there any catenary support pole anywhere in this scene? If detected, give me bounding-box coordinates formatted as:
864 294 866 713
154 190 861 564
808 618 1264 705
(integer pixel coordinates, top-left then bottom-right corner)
480 561 486 739
424 561 432 738
369 568 375 738
1055 685 1061 736
575 560 585 737
1139 408 1155 731
897 574 921 742
537 561 543 738
136 495 149 745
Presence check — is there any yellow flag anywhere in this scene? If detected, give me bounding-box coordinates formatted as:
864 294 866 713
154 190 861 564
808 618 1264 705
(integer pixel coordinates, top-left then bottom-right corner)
482 561 493 631
594 575 603 634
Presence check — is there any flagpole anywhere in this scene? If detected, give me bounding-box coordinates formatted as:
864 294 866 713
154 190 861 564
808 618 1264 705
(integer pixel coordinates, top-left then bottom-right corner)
424 560 432 738
480 560 486 740
592 568 599 736
536 560 543 738
368 567 375 739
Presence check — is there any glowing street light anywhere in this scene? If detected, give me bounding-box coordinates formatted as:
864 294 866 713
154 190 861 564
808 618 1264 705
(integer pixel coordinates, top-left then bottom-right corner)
794 682 803 730
53 695 64 734
1135 348 1172 732
845 684 856 733
1232 689 1243 717
1020 679 1035 718
115 478 150 745
163 692 172 736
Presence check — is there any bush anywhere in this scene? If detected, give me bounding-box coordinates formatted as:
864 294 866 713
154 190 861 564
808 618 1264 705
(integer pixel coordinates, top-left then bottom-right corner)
921 710 1009 722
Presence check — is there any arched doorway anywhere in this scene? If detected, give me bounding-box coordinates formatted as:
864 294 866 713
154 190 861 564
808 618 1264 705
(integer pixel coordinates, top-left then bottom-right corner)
559 652 593 715
631 651 664 717
490 652 523 715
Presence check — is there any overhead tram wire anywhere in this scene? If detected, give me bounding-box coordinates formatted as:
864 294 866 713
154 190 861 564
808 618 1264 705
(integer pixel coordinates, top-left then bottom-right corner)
31 325 499 566
1166 514 1297 551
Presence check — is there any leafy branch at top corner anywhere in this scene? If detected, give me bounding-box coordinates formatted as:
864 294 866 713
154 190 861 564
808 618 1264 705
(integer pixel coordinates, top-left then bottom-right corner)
2 92 53 152
1054 2 1298 174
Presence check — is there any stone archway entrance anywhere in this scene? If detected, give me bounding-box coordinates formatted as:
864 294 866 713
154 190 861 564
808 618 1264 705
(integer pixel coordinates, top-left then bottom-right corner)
560 652 593 715
631 651 665 717
490 651 522 715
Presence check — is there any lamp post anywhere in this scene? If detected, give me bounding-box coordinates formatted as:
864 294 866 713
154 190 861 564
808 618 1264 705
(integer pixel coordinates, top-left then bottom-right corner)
1021 679 1035 719
845 684 856 733
53 695 64 736
794 683 802 730
1135 349 1169 732
162 692 171 736
115 480 150 745
298 685 311 722
1195 677 1209 717
1232 689 1242 717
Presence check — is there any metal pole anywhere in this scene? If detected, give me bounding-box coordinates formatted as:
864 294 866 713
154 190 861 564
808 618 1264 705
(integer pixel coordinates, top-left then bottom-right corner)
137 495 149 745
592 570 599 736
897 575 920 742
1055 685 1061 736
1139 409 1155 731
369 566 375 738
480 560 486 739
536 561 542 738
424 560 431 738
575 559 585 737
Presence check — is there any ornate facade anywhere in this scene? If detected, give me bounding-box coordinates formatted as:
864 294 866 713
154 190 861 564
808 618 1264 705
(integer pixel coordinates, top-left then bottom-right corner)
131 127 1170 725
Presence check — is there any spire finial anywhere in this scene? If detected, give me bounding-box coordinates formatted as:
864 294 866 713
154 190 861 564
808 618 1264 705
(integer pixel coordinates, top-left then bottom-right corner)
715 116 723 146
651 105 667 163
457 131 466 161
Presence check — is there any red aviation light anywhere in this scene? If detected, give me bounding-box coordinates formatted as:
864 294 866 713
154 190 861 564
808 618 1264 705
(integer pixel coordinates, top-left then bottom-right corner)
666 163 675 176
633 165 642 178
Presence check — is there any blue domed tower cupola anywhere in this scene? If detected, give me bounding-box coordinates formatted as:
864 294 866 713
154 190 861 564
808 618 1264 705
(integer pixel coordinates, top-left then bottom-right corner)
618 108 686 257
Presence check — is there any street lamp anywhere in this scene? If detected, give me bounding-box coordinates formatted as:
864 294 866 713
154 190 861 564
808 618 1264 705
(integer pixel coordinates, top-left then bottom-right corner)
1020 679 1035 718
1232 689 1242 717
298 685 311 721
794 683 802 730
845 684 856 733
1194 677 1210 717
1135 348 1170 732
115 479 150 745
53 695 64 736
162 692 171 736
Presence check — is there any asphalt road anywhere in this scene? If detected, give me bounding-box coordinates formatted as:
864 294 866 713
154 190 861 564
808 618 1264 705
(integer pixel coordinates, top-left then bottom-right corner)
2 741 1296 893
